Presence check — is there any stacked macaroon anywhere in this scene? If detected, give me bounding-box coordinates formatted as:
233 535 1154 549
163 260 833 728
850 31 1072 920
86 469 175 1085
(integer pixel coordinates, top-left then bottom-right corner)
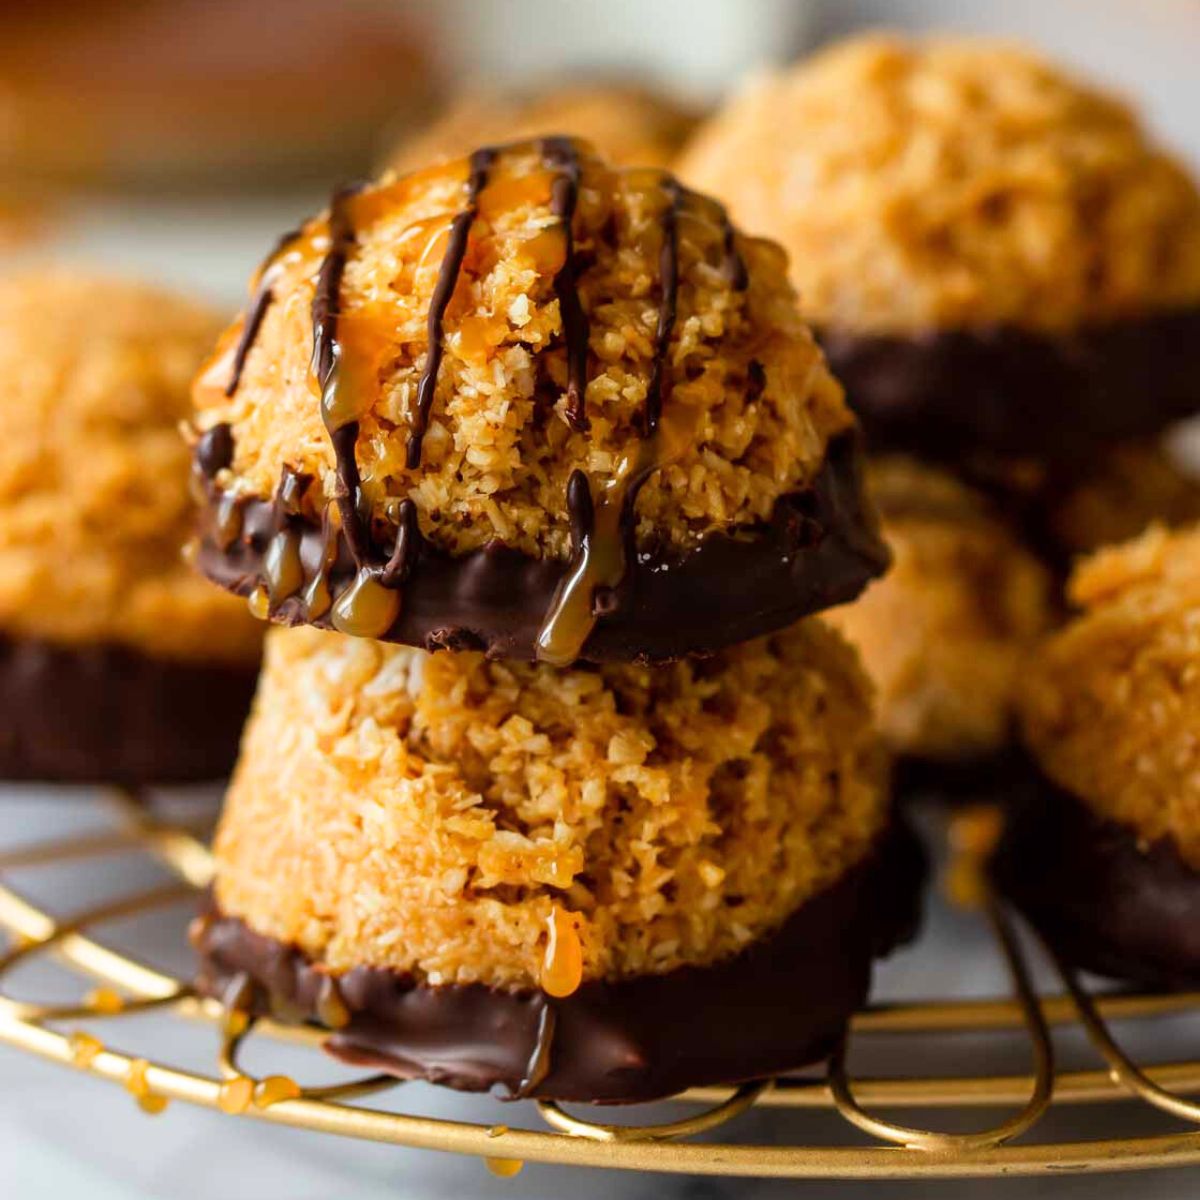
0 271 262 785
994 524 1200 988
680 34 1200 787
186 138 923 1102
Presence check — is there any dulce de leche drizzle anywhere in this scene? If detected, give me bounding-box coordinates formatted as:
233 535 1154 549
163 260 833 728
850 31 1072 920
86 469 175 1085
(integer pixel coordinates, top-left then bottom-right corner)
196 140 773 659
535 170 698 666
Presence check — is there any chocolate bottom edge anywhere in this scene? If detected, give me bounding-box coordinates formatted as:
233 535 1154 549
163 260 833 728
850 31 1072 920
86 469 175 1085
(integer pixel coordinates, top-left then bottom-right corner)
0 635 258 786
195 429 889 663
193 819 925 1104
820 306 1200 462
991 772 1200 990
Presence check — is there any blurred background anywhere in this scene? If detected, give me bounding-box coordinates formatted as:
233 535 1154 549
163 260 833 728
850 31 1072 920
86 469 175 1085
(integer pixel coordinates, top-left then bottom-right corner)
2 2 1200 1198
3 0 1200 309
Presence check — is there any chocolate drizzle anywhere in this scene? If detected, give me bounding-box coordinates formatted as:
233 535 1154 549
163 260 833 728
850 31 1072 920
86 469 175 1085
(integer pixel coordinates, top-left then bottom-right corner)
225 228 302 398
541 136 591 432
645 177 681 436
193 820 924 1103
312 185 370 567
407 147 498 471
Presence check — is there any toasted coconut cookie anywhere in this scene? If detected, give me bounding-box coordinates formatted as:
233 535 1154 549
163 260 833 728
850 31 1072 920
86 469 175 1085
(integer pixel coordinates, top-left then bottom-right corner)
191 138 885 663
194 620 922 1101
385 83 698 174
0 271 261 783
826 458 1052 772
994 524 1200 987
678 34 1200 457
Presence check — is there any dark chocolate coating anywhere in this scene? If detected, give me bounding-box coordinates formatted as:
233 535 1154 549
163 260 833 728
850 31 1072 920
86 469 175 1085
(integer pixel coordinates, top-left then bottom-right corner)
193 821 925 1104
992 772 1200 989
0 636 256 785
820 307 1200 460
194 429 889 663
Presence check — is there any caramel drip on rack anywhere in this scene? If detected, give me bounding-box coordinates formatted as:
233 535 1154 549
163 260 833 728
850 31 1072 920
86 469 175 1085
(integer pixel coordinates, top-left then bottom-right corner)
535 175 691 665
312 184 371 568
225 228 301 397
406 147 498 470
541 136 590 431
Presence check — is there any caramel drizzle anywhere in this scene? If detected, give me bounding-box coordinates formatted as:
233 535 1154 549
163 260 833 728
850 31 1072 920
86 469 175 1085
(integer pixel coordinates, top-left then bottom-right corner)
535 174 691 665
406 147 498 470
541 136 590 432
226 228 301 397
312 184 370 567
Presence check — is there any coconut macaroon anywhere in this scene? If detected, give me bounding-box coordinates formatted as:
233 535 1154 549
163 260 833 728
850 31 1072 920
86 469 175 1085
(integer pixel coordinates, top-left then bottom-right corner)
678 33 1200 458
0 271 262 783
993 524 1200 987
193 620 922 1101
190 137 886 664
826 458 1052 777
385 83 698 175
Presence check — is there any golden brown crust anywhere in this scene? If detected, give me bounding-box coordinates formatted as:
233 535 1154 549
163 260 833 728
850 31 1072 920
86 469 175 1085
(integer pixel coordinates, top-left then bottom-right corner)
1020 523 1200 864
678 33 1200 333
826 458 1052 761
0 270 262 665
193 139 853 561
213 620 888 989
385 84 699 175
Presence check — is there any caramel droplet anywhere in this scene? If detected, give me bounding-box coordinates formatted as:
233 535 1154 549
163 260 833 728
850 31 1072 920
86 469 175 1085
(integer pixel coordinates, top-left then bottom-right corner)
264 528 304 604
330 568 401 638
84 986 124 1014
125 1057 167 1112
68 1031 104 1067
541 905 583 999
301 568 333 622
485 1158 525 1179
124 1058 151 1099
214 491 244 549
224 1008 250 1039
247 585 271 620
217 1075 255 1115
487 1124 509 1139
254 1074 301 1109
316 975 351 1029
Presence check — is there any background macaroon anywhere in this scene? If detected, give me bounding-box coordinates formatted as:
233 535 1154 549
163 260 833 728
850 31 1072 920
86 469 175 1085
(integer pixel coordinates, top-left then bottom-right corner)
679 33 1200 786
0 271 262 784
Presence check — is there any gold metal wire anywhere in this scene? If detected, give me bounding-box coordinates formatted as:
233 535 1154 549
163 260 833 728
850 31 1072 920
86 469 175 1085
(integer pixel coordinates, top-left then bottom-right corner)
2 792 1200 1179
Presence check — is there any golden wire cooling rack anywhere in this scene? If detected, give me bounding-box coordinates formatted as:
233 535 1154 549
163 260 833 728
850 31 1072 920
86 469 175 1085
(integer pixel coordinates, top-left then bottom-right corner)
2 791 1200 1181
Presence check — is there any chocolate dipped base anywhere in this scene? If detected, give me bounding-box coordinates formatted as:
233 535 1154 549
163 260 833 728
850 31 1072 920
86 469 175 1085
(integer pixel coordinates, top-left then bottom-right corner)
820 306 1200 461
193 821 925 1104
194 428 889 664
992 774 1200 990
0 635 257 786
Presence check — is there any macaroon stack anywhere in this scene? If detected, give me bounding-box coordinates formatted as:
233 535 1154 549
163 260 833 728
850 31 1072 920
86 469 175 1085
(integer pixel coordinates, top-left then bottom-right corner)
187 138 922 1102
680 35 1200 787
